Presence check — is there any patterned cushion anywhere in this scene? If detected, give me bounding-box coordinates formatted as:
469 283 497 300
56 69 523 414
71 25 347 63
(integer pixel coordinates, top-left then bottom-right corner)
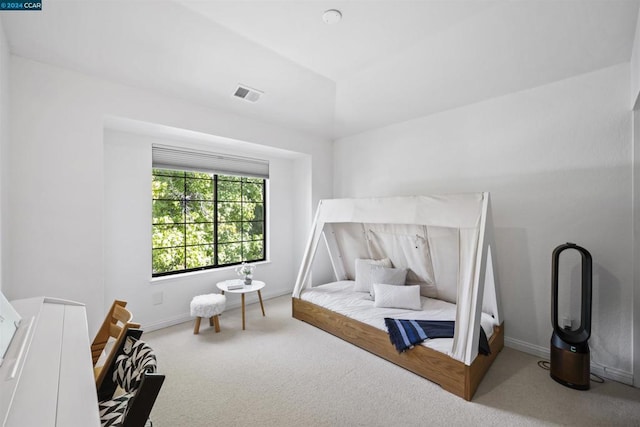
99 393 131 427
100 338 158 427
113 338 157 393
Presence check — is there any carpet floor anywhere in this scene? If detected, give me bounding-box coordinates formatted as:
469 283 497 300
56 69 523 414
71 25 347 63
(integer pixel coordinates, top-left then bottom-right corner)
144 294 640 426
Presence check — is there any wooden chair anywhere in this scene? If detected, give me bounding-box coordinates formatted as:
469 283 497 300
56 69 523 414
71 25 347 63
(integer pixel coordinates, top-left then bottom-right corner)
91 300 141 390
98 337 165 427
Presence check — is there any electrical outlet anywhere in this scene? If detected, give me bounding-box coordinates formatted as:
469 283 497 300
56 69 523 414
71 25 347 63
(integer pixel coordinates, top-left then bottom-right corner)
152 292 163 305
562 316 572 329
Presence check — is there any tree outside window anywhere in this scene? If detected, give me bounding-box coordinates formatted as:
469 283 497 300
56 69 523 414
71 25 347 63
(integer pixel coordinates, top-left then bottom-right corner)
152 168 265 276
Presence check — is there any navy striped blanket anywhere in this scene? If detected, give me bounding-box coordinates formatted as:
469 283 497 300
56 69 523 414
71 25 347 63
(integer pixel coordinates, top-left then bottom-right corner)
384 318 491 355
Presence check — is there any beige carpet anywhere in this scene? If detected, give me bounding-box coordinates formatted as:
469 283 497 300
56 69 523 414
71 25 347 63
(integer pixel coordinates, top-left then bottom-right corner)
144 295 640 426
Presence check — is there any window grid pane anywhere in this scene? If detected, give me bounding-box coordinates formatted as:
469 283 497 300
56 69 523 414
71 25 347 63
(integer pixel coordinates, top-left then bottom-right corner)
152 169 266 277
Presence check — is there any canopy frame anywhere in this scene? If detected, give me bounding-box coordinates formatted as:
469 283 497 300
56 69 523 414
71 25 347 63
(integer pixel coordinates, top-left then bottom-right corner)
292 192 502 366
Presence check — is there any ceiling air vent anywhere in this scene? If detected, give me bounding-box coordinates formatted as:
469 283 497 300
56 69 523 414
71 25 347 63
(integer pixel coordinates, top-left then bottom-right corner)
233 84 263 103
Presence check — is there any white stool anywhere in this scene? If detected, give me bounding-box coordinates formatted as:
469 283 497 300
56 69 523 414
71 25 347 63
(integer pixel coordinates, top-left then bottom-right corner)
190 293 226 334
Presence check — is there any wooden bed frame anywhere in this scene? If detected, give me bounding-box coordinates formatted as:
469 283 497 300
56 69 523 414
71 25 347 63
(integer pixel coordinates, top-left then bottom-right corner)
292 297 504 401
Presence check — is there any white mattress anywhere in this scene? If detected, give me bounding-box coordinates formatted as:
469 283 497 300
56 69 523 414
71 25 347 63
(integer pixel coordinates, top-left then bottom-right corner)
299 280 498 357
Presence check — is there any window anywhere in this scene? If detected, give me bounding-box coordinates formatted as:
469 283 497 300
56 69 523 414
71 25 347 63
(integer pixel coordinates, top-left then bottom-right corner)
152 169 266 277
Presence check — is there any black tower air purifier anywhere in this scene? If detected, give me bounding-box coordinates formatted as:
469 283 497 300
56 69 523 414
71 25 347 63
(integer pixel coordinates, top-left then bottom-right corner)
550 242 592 390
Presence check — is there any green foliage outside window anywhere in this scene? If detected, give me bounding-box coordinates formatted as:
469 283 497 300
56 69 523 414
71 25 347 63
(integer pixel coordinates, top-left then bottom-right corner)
152 169 265 276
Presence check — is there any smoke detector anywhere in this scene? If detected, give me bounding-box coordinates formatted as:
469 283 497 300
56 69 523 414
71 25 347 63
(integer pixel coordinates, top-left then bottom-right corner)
322 9 342 25
233 84 263 103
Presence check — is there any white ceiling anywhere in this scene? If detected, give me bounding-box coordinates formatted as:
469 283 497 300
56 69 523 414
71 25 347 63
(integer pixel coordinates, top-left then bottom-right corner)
179 1 496 82
2 1 639 139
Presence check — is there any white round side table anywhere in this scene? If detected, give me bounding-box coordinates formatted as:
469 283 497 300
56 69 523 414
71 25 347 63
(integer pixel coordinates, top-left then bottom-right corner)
216 279 266 330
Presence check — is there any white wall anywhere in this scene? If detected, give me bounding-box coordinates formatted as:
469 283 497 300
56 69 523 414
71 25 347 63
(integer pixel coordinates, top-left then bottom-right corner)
631 6 640 109
0 22 8 293
334 64 634 381
104 130 303 329
8 56 333 334
633 109 639 387
630 6 640 388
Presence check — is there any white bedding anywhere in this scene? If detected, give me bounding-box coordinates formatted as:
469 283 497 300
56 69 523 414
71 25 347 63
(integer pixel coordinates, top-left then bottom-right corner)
299 280 498 357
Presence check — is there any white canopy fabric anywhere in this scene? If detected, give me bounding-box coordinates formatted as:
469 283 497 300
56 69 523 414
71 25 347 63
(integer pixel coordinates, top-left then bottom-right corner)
292 192 502 366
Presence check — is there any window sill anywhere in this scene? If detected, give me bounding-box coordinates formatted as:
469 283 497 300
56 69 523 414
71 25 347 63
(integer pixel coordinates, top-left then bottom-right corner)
150 260 272 285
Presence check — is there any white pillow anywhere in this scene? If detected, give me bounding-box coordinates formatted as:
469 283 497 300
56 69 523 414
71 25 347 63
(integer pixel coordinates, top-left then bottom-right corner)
373 284 422 311
354 258 392 292
369 266 407 298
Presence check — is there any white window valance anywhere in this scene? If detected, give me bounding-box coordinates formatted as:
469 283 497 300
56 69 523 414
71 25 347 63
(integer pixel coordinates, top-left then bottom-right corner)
152 144 269 179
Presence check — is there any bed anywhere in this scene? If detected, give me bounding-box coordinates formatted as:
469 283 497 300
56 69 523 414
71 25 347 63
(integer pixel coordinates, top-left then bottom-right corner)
292 193 504 400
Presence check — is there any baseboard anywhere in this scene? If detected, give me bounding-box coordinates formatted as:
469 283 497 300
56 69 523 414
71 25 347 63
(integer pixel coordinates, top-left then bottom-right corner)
143 313 193 332
504 337 634 386
590 363 634 386
504 337 549 359
142 288 292 333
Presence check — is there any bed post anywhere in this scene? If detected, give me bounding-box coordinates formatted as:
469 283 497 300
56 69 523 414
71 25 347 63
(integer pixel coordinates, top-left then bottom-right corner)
323 223 348 281
461 192 502 365
293 200 325 298
481 196 502 324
